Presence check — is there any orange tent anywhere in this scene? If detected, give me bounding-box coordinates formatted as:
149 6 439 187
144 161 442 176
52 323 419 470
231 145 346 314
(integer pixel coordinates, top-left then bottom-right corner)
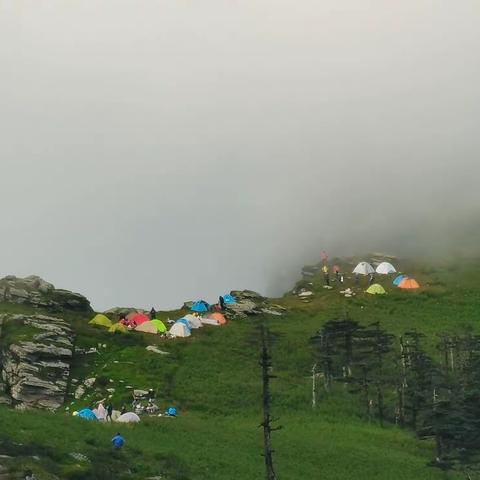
399 278 420 289
206 312 227 325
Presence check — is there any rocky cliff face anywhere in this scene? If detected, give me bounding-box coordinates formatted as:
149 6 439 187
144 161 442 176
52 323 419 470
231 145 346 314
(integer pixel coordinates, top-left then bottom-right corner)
0 275 91 312
0 314 74 410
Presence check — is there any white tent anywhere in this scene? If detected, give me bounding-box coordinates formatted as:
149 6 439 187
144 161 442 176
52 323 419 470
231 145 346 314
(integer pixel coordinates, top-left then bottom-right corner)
353 262 375 275
201 317 220 326
375 262 397 274
183 314 203 329
169 322 191 338
116 412 141 423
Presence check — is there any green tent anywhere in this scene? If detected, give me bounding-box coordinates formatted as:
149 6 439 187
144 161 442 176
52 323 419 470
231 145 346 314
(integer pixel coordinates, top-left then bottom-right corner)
109 322 128 333
89 314 112 328
151 319 167 333
366 284 386 295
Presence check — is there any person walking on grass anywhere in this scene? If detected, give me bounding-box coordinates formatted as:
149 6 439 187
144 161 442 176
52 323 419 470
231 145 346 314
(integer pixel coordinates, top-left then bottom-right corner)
112 433 125 450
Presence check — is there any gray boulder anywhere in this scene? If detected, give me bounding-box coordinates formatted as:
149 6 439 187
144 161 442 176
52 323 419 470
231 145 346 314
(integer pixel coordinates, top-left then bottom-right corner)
0 275 91 312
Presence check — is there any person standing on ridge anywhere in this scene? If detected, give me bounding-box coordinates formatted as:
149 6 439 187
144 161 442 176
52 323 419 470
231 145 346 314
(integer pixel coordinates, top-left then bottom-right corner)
219 296 225 311
150 307 156 320
322 265 330 286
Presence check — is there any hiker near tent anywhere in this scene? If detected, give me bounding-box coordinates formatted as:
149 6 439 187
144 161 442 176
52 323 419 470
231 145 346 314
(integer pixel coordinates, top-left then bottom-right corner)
369 273 375 286
106 403 113 422
112 433 125 450
121 404 127 415
219 296 225 311
96 402 107 421
355 273 360 286
333 266 340 280
150 307 156 319
148 389 156 404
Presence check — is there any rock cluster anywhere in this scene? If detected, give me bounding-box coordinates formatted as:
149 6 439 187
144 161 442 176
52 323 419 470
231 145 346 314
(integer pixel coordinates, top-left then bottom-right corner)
226 290 286 318
0 314 74 410
0 275 91 312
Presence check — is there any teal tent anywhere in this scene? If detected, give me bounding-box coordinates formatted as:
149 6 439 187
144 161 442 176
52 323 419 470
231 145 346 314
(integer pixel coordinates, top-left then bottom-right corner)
77 409 98 421
223 294 236 305
192 301 209 313
393 275 407 286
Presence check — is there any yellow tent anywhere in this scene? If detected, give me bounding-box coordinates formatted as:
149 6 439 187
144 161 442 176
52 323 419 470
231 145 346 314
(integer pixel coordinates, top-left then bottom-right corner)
109 322 128 333
366 284 386 295
89 314 112 328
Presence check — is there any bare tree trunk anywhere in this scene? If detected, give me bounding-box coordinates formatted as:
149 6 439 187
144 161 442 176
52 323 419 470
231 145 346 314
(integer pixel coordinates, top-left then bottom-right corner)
260 323 278 480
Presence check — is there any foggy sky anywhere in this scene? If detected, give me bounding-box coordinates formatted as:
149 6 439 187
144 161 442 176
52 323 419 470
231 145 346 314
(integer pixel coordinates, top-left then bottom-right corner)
1 1 479 310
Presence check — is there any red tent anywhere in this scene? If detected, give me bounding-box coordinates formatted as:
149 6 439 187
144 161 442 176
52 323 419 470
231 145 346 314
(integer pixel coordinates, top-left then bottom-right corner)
132 313 150 326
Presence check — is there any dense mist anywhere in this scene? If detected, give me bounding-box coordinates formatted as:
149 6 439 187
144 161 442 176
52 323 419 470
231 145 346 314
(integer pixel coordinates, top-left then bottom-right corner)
1 1 479 310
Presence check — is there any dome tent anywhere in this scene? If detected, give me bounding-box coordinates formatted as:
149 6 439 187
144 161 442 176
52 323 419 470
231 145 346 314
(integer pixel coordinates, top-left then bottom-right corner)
89 314 112 328
399 278 420 289
191 301 209 313
205 312 227 325
136 321 159 334
169 322 191 338
109 322 128 334
116 412 141 423
223 294 236 305
132 313 150 326
366 284 387 295
151 319 167 333
393 274 408 286
376 262 397 275
182 314 203 329
352 262 375 275
77 409 98 421
177 318 192 331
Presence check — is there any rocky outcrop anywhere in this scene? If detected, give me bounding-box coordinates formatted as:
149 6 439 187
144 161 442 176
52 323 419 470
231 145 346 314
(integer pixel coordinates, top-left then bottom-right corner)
0 275 91 312
0 314 74 410
226 290 286 318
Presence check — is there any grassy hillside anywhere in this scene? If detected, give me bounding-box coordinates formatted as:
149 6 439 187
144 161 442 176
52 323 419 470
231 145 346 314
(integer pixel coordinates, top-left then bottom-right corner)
2 256 480 479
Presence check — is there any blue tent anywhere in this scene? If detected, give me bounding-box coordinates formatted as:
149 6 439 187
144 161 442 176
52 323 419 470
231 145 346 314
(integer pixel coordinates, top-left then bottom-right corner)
191 301 209 313
223 294 236 305
393 275 408 286
166 407 177 417
177 318 192 331
77 409 98 421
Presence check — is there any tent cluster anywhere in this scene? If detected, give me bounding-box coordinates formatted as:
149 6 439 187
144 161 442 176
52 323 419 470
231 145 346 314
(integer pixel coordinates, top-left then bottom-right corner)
89 313 167 335
73 408 141 424
353 261 397 276
350 261 421 295
89 294 235 339
168 311 228 338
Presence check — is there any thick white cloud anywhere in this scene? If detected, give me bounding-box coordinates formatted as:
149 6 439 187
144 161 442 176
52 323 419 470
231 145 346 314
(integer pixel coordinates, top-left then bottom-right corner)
1 1 479 309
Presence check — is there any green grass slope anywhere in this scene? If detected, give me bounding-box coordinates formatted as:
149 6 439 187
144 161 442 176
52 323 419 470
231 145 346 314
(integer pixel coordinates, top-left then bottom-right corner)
2 256 479 479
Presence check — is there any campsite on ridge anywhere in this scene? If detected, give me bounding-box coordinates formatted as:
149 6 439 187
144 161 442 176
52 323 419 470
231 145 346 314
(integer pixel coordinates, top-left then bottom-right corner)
1 254 480 479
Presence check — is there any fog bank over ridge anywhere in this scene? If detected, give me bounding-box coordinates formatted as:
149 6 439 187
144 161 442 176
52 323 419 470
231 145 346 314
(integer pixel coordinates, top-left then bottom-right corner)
1 1 479 310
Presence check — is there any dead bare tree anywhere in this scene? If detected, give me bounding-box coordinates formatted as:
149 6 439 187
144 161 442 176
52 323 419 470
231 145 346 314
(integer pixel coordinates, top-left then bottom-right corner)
260 321 281 480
